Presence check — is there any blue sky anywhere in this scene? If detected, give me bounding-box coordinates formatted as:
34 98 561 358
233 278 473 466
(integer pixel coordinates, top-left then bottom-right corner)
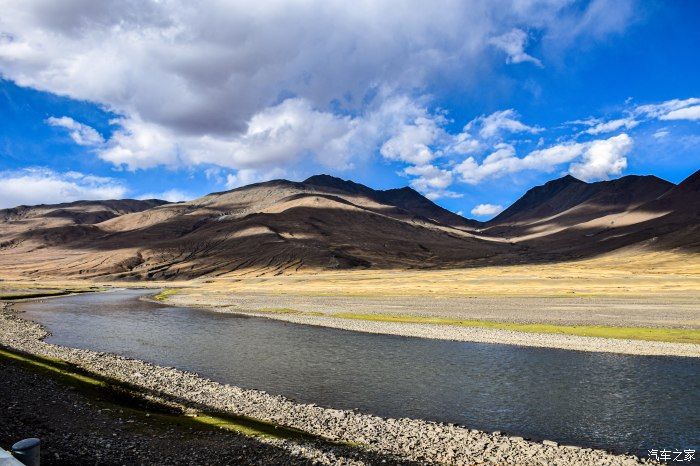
0 0 699 218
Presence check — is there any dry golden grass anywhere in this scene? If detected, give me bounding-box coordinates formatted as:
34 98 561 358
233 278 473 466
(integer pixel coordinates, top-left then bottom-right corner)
2 250 698 298
181 250 700 298
3 250 698 348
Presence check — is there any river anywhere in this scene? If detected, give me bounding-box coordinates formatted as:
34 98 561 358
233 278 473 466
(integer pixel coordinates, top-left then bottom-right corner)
19 289 700 457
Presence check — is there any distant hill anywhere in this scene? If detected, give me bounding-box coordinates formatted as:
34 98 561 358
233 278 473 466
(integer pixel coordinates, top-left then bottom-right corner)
0 171 697 280
482 171 697 258
304 174 478 228
489 174 674 226
0 199 168 225
0 199 169 247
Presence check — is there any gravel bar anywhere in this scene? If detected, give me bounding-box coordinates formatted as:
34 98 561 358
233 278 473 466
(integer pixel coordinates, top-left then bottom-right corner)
239 311 700 358
168 293 700 358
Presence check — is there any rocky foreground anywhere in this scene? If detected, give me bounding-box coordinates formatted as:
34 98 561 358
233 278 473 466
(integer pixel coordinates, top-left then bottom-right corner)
0 301 655 465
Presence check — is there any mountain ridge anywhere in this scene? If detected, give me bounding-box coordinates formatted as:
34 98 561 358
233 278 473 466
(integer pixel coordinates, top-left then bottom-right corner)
0 170 696 280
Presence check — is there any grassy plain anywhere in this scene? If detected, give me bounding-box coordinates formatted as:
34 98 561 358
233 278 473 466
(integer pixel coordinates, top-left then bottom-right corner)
187 250 700 298
3 250 699 346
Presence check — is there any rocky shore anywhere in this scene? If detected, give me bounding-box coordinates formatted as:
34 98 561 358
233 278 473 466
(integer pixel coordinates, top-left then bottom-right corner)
0 301 655 465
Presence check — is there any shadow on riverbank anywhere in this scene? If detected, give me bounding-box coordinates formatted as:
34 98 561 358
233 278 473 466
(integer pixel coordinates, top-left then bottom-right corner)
0 347 418 465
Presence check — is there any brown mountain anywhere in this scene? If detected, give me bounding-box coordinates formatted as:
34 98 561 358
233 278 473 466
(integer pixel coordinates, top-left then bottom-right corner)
0 171 697 280
303 174 478 228
0 177 513 279
488 174 674 227
482 171 697 258
0 199 168 225
0 199 168 248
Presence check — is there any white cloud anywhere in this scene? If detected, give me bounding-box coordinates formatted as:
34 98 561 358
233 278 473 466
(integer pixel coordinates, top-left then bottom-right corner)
634 98 700 119
380 115 445 165
471 203 504 216
472 109 542 139
448 130 482 155
489 28 543 67
0 168 127 208
225 167 287 189
46 116 104 146
403 164 461 200
566 117 602 127
0 0 635 176
137 189 191 202
653 129 669 139
583 117 639 135
456 134 632 184
660 105 700 121
569 133 632 181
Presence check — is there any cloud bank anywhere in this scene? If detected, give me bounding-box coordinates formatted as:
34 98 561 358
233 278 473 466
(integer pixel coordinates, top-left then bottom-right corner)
0 0 636 179
0 169 127 208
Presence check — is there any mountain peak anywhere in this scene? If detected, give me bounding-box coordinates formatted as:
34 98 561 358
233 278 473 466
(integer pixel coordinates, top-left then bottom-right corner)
303 174 373 195
547 174 585 186
303 174 477 227
678 169 700 191
303 174 344 185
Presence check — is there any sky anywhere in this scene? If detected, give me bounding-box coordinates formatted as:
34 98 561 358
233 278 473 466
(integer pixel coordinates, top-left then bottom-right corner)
0 0 699 219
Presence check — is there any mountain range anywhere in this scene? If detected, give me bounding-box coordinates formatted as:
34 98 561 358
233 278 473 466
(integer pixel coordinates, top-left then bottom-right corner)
0 170 697 279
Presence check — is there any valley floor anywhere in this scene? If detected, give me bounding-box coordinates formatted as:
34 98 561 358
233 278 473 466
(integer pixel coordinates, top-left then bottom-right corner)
2 250 699 356
156 251 700 357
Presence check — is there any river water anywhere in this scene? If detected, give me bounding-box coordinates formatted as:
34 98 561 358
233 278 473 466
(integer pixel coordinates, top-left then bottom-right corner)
19 289 699 457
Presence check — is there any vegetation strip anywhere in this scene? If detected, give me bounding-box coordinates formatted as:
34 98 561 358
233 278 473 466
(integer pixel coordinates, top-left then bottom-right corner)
332 313 700 344
0 289 97 301
153 289 180 301
0 346 318 441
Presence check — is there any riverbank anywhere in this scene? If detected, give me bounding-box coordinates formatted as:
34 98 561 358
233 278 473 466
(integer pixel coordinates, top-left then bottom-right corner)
0 300 653 465
165 292 700 358
0 355 341 465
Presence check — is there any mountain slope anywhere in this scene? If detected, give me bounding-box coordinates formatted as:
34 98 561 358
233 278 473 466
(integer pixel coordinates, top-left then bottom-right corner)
0 199 168 225
0 177 512 279
489 175 673 226
0 171 696 280
304 175 478 228
482 172 695 258
0 199 169 247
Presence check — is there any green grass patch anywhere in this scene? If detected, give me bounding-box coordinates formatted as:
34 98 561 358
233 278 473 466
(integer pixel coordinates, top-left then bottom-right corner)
153 289 180 301
0 346 323 441
254 308 303 314
332 313 700 345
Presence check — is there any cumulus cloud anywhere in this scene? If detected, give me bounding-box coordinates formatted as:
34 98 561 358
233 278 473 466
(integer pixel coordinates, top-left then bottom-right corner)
380 115 446 165
489 29 543 67
0 0 636 177
46 116 104 146
583 117 639 135
403 164 461 200
569 133 632 181
0 168 127 208
471 109 542 139
660 105 700 121
456 134 632 184
634 98 700 120
471 203 504 216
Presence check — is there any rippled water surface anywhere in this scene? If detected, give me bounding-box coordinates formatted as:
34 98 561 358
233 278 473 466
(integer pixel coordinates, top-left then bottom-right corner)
20 289 700 457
